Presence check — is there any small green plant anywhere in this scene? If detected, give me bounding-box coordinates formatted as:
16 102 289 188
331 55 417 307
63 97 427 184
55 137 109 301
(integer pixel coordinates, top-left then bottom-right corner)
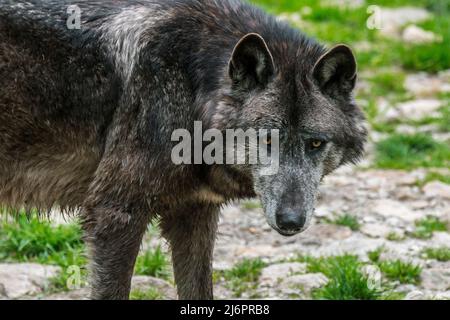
368 71 407 99
411 216 448 239
224 258 266 282
423 247 450 262
386 232 405 242
368 247 384 263
307 255 385 300
375 134 450 170
135 246 171 280
0 214 87 292
378 260 422 284
0 215 83 263
328 214 360 231
130 288 164 300
223 258 267 298
418 172 450 186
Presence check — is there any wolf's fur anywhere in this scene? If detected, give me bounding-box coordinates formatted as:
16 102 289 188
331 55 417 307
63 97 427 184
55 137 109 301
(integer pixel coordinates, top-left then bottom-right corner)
0 0 367 299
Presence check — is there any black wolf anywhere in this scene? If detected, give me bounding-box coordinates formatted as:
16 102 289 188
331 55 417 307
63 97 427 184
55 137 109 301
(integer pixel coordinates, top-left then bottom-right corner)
0 0 367 299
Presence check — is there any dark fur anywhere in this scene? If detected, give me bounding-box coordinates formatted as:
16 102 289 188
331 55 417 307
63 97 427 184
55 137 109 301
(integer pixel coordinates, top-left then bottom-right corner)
0 0 367 299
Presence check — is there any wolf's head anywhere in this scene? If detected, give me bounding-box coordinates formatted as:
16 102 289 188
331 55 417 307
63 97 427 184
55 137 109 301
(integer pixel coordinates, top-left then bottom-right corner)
213 33 367 236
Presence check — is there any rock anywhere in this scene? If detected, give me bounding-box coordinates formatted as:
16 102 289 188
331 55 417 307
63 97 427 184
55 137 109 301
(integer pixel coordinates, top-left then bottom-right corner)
323 0 365 8
0 283 6 298
315 205 334 220
315 235 386 258
131 276 177 300
405 73 450 97
430 232 450 247
410 200 430 210
213 261 234 271
361 224 391 238
421 269 450 291
432 132 450 143
396 124 440 136
42 288 90 300
0 263 61 299
423 182 450 200
234 245 277 260
402 25 439 44
260 263 307 286
378 7 431 39
404 290 425 300
369 199 421 222
433 291 450 300
303 224 353 241
41 276 177 300
385 99 442 122
394 186 418 200
281 273 328 294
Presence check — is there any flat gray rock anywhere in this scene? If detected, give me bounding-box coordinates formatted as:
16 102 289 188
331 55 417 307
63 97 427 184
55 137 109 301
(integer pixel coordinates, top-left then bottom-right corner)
0 263 61 299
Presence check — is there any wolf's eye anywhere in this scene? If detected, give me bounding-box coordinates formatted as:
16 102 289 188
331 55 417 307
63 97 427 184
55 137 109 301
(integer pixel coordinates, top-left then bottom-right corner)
307 139 327 153
262 136 272 145
311 140 322 149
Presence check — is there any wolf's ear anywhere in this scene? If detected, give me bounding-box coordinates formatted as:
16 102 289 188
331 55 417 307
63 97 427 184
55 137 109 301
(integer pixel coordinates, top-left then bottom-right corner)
313 44 357 95
228 33 275 91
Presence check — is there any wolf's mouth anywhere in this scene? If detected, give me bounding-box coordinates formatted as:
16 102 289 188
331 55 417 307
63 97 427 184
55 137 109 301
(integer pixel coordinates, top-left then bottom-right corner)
276 228 304 237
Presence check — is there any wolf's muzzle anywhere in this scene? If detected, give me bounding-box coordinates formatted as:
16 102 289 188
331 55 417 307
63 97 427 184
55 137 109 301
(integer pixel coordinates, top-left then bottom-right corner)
276 208 307 234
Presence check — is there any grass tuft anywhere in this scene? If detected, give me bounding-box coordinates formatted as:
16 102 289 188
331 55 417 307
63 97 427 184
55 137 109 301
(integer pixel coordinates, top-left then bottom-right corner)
327 214 360 231
375 134 450 170
423 247 450 262
368 247 384 263
378 260 422 284
222 258 267 298
386 232 406 242
135 246 171 280
0 214 87 292
0 215 83 263
307 255 384 300
130 288 164 300
410 216 448 239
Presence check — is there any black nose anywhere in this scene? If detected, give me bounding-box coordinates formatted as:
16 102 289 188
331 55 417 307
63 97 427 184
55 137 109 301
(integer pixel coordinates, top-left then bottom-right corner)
276 209 306 231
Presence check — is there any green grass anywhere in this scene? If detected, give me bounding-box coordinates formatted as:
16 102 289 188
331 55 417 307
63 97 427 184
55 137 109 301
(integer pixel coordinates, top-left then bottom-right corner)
130 288 164 300
372 0 448 10
0 215 83 262
252 0 449 73
386 232 406 242
0 215 87 292
368 247 384 263
222 258 267 298
375 134 450 169
0 215 174 292
437 105 450 132
367 71 408 98
410 216 448 239
224 258 267 282
378 260 422 284
399 15 450 73
423 247 450 262
327 214 360 231
417 172 450 186
134 246 171 280
306 255 385 300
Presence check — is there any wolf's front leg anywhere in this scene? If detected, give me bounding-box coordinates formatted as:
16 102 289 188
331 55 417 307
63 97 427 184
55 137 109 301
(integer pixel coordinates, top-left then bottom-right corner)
81 203 150 300
161 203 220 300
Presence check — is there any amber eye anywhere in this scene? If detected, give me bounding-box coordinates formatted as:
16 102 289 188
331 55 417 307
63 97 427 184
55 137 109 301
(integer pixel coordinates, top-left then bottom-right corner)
311 140 323 149
262 136 272 145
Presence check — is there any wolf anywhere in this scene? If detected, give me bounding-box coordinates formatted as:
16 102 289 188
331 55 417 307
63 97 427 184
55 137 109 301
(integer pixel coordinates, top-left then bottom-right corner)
0 0 367 300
